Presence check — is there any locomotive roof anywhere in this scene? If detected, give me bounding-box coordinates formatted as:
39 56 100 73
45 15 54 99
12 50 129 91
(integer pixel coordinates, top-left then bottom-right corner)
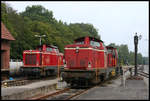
75 36 103 43
47 45 58 49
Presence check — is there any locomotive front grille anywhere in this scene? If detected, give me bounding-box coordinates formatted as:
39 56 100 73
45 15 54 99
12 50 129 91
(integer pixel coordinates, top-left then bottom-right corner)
25 54 37 65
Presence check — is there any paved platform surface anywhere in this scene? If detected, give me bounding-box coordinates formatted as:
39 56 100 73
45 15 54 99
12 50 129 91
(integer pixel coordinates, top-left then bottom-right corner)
143 65 149 88
1 78 58 97
75 78 149 100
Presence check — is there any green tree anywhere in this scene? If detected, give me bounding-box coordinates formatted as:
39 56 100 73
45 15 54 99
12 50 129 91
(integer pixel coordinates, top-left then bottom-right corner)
1 3 107 59
20 5 54 24
128 51 135 65
142 57 149 65
137 53 143 65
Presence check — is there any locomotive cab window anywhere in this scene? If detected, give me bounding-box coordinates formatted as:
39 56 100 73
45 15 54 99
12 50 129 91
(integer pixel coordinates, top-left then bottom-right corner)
76 41 84 45
46 47 53 52
38 47 42 51
90 40 100 47
107 49 112 53
54 48 59 53
112 50 116 57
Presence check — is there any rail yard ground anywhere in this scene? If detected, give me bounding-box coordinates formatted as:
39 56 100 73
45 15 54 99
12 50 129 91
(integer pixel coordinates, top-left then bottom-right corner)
1 65 149 100
73 80 148 100
72 65 149 100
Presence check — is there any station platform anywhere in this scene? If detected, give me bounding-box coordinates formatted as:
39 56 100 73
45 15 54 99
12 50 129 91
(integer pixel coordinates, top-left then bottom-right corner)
74 77 149 100
1 78 59 100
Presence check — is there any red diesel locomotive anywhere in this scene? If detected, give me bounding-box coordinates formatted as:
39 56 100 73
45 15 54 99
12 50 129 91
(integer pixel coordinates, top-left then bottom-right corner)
61 36 119 87
21 44 64 77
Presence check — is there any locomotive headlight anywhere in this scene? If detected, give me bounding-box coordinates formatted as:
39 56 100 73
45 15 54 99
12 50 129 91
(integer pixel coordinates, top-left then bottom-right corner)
76 46 79 53
64 61 67 67
36 61 39 66
88 62 91 68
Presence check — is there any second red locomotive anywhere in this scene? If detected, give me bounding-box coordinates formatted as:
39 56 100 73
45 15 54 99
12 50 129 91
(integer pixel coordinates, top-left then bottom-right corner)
21 44 64 77
61 36 119 87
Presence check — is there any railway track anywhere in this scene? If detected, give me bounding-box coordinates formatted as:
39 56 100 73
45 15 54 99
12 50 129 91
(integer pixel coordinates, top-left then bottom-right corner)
138 71 149 78
1 76 57 87
1 78 30 87
127 66 149 80
27 85 95 100
46 87 92 100
28 76 118 100
134 66 149 78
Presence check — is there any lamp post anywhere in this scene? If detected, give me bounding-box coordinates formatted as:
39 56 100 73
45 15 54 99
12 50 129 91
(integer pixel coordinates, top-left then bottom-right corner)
134 32 142 76
35 35 46 45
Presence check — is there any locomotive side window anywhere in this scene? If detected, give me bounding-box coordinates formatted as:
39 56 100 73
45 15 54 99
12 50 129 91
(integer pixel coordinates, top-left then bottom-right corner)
90 40 100 47
107 49 112 53
38 47 42 51
46 47 53 52
112 50 116 57
76 41 84 44
54 48 59 53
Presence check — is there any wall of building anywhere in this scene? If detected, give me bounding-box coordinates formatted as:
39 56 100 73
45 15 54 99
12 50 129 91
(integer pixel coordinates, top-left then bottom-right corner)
1 40 10 70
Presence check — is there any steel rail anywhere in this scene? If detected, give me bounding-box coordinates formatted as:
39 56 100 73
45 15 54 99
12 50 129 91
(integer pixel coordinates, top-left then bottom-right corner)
65 86 98 100
28 83 104 100
65 76 117 100
140 71 149 75
2 78 30 87
2 76 58 87
138 72 149 78
29 87 70 100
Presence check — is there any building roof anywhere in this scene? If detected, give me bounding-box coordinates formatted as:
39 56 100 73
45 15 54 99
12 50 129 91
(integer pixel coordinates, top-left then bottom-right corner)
1 22 15 40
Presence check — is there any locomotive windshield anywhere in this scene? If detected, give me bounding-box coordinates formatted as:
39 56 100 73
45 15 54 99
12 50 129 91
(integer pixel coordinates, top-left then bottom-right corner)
54 48 59 53
107 49 112 53
46 47 53 52
112 50 116 57
90 40 100 47
38 47 42 51
75 37 85 45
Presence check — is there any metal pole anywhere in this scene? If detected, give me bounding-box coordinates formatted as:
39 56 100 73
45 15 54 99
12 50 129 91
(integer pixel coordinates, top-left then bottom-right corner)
135 43 137 76
123 68 125 87
35 35 46 45
40 37 41 45
58 56 60 79
134 33 138 76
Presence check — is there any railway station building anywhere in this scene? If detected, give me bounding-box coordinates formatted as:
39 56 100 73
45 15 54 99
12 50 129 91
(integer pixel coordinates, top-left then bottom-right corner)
1 22 15 80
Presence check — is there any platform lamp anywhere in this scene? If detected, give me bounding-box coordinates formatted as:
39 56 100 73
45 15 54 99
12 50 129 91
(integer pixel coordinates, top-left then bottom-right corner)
35 34 46 45
134 32 142 76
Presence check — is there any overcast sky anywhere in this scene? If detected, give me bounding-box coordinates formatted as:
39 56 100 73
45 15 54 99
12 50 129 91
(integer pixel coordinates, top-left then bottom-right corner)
4 1 149 57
